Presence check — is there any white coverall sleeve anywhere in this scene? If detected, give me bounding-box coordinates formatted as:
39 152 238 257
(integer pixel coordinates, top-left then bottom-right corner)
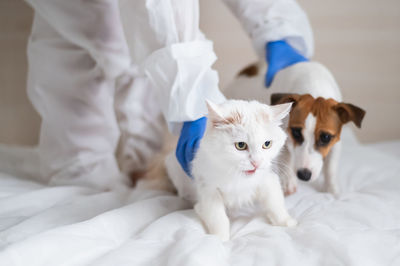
142 0 226 135
223 0 314 59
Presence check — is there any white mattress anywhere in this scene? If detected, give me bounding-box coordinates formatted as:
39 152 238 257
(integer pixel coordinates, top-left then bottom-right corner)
0 129 399 266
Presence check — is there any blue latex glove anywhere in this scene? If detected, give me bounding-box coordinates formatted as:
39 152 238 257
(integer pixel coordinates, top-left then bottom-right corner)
176 116 207 178
265 40 309 88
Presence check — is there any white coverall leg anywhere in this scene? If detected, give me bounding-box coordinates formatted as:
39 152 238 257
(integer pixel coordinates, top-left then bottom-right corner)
114 71 165 176
26 0 133 189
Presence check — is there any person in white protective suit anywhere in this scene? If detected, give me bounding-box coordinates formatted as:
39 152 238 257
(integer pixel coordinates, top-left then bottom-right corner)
25 0 313 190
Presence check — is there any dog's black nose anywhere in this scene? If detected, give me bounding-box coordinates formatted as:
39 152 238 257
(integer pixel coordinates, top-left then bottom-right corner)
297 168 312 181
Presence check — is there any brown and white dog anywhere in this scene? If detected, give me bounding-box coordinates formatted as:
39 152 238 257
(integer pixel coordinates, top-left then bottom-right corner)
225 61 365 195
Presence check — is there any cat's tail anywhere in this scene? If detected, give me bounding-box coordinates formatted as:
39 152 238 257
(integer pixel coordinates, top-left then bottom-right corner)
237 61 265 77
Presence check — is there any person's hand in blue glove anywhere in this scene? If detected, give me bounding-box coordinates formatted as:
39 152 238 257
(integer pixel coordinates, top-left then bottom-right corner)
265 40 309 88
176 116 207 178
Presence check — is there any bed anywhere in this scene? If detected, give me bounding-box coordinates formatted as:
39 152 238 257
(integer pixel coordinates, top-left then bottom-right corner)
0 128 399 266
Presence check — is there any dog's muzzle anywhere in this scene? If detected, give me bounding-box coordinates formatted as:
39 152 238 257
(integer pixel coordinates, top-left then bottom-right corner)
297 168 312 181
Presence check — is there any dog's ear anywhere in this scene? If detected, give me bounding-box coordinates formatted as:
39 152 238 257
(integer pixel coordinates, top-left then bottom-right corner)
270 93 301 106
333 103 366 128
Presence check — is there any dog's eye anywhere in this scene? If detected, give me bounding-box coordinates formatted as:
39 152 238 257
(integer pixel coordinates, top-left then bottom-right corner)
235 142 247 150
291 127 303 143
319 132 332 145
262 141 272 149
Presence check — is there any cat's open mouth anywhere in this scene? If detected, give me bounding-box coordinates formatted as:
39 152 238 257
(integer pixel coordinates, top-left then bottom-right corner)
244 169 257 175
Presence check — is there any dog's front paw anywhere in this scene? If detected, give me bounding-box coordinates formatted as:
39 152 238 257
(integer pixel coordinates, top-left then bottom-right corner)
283 177 298 196
326 182 340 196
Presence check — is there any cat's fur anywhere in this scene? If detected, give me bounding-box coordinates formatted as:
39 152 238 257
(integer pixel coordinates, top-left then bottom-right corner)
192 100 296 241
138 99 297 242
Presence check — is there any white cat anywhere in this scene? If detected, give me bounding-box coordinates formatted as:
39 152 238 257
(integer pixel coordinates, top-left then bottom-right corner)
138 99 297 242
191 100 297 241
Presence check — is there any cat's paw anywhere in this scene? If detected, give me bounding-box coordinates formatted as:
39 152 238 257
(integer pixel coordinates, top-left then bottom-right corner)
283 177 297 196
208 226 230 242
214 230 230 242
282 217 298 227
270 216 298 227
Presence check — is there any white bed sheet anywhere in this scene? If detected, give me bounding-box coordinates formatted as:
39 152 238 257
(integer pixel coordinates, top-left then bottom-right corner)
0 129 399 266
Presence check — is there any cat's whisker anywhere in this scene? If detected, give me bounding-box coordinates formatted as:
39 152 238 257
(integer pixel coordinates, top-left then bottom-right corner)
271 159 293 179
271 161 291 172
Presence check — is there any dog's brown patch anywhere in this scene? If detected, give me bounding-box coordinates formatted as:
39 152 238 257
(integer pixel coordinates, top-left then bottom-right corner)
311 98 342 157
271 93 366 158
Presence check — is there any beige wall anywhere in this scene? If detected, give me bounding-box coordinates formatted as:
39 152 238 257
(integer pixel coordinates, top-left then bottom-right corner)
0 0 399 146
0 1 38 145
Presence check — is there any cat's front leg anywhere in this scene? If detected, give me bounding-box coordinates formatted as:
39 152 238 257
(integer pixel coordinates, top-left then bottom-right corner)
257 174 297 227
195 188 230 241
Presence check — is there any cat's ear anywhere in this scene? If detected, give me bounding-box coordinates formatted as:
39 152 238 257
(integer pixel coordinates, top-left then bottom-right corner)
205 100 224 123
269 102 293 122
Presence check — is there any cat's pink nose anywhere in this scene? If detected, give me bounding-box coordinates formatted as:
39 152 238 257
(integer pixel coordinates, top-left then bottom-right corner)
251 161 260 169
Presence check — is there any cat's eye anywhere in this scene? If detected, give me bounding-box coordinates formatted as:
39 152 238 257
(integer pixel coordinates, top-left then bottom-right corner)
318 132 333 146
262 141 272 149
291 127 303 143
235 142 247 150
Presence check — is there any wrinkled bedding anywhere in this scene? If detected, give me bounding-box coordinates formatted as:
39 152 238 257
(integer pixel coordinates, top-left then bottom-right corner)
0 129 399 266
